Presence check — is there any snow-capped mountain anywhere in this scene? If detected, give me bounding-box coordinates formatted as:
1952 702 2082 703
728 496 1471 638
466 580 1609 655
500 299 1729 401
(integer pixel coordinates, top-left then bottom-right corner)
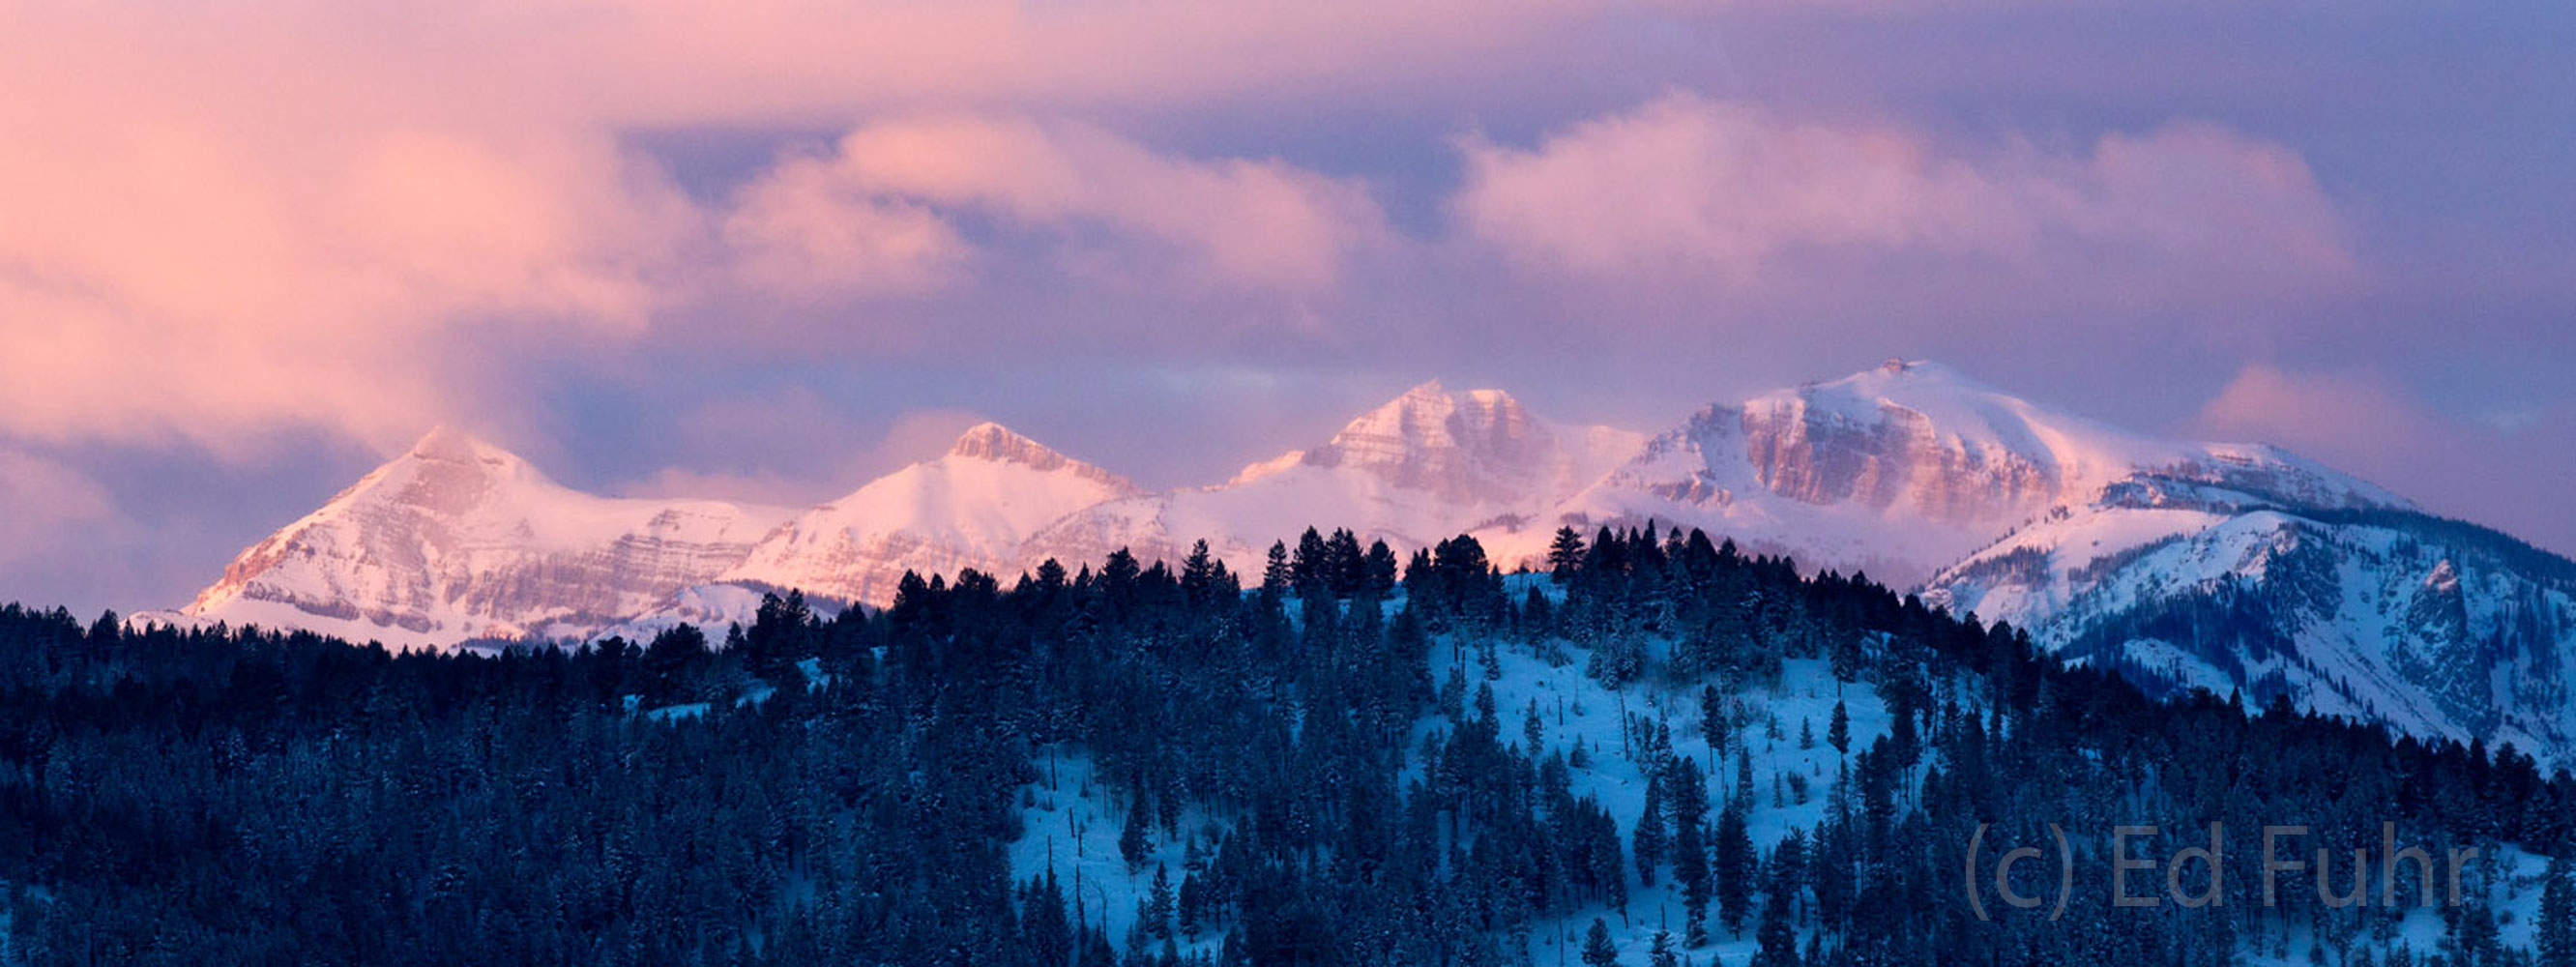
161 363 2414 647
1923 473 2576 765
1023 381 1642 574
1478 360 2406 584
162 358 2567 766
718 423 1142 606
171 427 789 647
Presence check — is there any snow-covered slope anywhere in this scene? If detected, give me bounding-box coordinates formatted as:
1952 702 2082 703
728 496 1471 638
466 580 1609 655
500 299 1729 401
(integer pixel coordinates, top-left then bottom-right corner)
1024 381 1643 575
718 423 1142 606
1924 474 2576 765
169 427 789 647
1479 360 2406 584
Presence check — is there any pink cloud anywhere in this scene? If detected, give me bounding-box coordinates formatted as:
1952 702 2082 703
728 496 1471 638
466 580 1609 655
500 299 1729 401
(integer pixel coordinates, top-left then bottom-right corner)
720 153 971 301
0 4 1423 457
2188 365 2446 463
1453 92 2353 298
0 57 700 455
734 116 1391 295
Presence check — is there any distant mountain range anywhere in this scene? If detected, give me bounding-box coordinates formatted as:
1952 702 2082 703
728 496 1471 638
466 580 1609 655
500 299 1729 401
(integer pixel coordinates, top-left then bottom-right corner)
148 359 2576 764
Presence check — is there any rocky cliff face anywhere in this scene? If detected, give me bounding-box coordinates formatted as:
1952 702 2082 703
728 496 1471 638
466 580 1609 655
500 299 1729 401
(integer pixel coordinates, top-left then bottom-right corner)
1295 381 1566 505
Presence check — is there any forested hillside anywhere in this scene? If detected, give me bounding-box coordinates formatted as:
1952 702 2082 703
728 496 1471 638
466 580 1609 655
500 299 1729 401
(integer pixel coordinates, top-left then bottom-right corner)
2 528 2571 965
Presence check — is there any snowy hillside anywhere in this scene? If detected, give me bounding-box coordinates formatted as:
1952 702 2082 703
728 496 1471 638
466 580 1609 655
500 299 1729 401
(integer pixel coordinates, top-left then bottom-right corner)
1926 477 2576 766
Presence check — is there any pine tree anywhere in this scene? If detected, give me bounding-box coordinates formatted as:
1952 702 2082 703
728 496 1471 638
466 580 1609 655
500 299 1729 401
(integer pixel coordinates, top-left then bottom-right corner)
1648 929 1680 967
1262 541 1291 597
1293 527 1330 595
1326 528 1365 597
1829 630 1862 685
1121 803 1153 872
1735 746 1755 809
1182 541 1218 603
1827 700 1851 757
1581 918 1620 967
1548 527 1588 578
1714 804 1755 937
1145 863 1175 941
1633 774 1667 887
1176 871 1203 940
1025 866 1075 966
1362 540 1400 597
1753 832 1806 967
1699 687 1728 770
1677 816 1711 948
2540 855 2576 967
1751 898 1800 967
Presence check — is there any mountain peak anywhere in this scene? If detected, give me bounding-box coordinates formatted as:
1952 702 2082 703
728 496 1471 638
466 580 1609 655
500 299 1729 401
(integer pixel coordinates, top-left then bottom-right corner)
1328 383 1530 452
948 421 1062 465
389 426 556 487
406 425 512 463
942 422 1139 492
1804 359 1987 396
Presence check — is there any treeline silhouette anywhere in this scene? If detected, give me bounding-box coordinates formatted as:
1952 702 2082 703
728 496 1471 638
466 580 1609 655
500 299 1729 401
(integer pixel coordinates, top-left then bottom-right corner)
0 525 2568 966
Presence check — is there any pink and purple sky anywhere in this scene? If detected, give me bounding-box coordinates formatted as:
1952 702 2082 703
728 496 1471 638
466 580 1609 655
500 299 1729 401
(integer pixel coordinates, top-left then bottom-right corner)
3 1 2571 615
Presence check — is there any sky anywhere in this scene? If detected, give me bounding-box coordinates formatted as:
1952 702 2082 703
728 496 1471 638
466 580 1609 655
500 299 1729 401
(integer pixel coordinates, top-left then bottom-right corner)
2 1 2572 617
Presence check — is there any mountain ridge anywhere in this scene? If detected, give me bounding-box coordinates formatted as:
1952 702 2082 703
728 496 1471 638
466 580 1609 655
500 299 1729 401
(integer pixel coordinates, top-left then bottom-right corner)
157 360 2576 764
169 361 2417 643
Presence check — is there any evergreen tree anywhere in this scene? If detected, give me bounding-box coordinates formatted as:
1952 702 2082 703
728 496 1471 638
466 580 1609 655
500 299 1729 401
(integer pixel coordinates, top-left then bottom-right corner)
1326 528 1366 597
1648 929 1680 967
2540 856 2576 967
1145 864 1175 941
1176 871 1204 941
1676 817 1711 948
1581 918 1620 967
1633 774 1667 887
1699 686 1728 770
1262 541 1291 597
1751 902 1800 967
1735 746 1756 809
1292 527 1330 595
1827 700 1851 757
1714 804 1755 936
1548 527 1588 578
1121 803 1154 872
1362 540 1401 597
1829 630 1862 685
1753 832 1805 967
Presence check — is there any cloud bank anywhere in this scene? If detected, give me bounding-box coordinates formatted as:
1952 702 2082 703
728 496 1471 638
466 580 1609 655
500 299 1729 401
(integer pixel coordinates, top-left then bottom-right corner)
2 0 2572 613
